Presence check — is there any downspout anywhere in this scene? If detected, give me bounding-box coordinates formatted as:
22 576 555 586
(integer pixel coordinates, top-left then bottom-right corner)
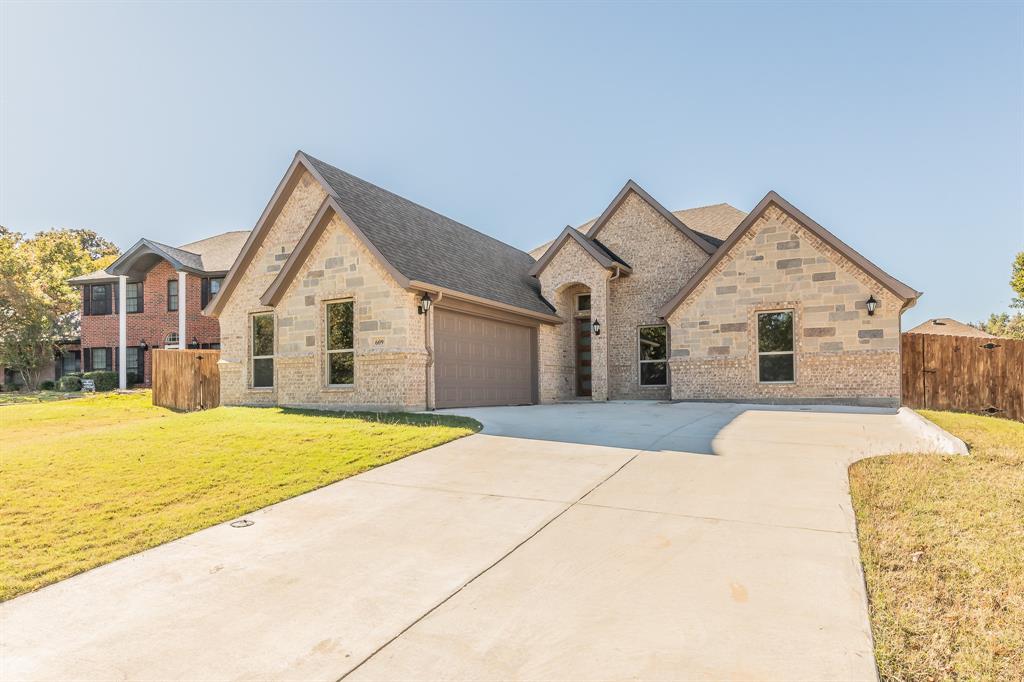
609 265 623 281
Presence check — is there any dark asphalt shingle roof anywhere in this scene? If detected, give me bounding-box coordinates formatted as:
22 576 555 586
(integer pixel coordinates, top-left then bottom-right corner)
305 154 553 315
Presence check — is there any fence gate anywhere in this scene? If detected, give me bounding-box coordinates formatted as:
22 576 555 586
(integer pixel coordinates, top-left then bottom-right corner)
152 349 221 411
902 332 1023 421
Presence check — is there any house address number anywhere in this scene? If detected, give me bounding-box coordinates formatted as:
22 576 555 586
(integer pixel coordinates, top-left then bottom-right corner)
372 337 385 346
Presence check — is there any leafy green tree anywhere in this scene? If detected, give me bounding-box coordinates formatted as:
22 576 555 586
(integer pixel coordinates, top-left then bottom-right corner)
975 312 1024 340
0 227 119 388
1011 251 1024 309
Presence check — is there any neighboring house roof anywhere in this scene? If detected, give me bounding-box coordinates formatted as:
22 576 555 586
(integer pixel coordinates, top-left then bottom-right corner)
907 318 995 338
68 230 248 285
527 226 633 277
528 200 746 259
658 191 923 318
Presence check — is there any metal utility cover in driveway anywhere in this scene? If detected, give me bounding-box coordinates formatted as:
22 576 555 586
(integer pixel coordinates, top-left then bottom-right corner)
2 402 958 681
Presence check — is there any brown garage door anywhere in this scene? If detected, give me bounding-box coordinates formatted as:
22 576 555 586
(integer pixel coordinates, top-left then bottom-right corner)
434 308 535 408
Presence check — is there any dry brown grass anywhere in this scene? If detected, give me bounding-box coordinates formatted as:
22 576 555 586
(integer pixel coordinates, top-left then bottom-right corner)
850 411 1024 681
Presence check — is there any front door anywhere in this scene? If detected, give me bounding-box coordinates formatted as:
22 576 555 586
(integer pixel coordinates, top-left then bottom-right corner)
576 317 592 397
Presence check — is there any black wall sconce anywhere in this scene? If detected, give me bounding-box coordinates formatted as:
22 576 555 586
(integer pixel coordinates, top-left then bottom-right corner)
865 295 878 316
139 340 149 351
418 292 433 315
592 320 602 336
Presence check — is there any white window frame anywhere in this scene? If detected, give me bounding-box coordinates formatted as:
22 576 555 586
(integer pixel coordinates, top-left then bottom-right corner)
251 313 275 389
324 299 355 387
756 309 796 384
637 324 668 387
164 331 180 349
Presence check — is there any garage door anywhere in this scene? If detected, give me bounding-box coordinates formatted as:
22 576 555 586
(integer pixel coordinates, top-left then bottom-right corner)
434 308 535 408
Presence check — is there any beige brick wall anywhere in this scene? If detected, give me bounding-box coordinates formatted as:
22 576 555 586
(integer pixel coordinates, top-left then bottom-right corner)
217 170 427 411
595 193 710 400
536 238 611 402
666 205 902 406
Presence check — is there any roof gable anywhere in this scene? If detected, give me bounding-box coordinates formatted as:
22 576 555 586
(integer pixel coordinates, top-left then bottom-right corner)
527 226 632 277
208 151 555 318
586 180 717 255
657 191 922 319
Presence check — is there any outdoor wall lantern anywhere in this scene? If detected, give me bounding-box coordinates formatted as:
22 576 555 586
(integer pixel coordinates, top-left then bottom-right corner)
139 340 149 351
189 336 200 349
592 320 602 336
865 295 878 316
418 292 432 315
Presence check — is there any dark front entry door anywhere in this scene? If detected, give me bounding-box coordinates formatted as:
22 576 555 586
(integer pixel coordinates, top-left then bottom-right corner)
576 317 592 397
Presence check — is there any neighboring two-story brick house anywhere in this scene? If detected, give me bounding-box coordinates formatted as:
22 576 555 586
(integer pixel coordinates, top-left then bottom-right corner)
205 151 920 411
67 231 248 386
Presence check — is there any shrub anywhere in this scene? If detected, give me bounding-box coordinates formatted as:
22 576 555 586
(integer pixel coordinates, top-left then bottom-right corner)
40 380 55 390
83 371 118 392
58 375 82 391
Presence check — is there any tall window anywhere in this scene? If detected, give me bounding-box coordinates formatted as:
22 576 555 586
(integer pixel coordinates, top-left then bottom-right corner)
201 277 225 308
62 351 80 374
251 313 274 388
326 300 354 386
757 311 795 383
89 284 111 315
92 347 109 371
638 325 668 386
126 282 143 313
576 293 591 314
126 347 142 384
209 277 223 296
167 280 179 311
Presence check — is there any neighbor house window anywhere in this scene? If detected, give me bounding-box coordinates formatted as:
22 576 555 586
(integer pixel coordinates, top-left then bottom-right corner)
126 347 142 384
62 351 80 374
325 300 354 386
87 284 111 316
91 348 109 371
757 310 795 382
638 325 668 386
164 331 179 348
201 277 224 308
251 313 274 388
167 280 179 311
126 282 143 313
576 293 591 314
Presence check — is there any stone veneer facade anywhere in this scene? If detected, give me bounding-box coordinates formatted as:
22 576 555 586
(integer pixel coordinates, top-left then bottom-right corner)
665 205 901 405
216 170 428 410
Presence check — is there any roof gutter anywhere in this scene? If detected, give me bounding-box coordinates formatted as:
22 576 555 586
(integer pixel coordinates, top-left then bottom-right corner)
407 280 562 324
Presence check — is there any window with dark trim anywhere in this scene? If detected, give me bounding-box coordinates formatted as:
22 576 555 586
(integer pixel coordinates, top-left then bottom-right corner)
251 313 274 388
638 325 668 386
167 280 179 311
126 282 143 313
757 311 795 383
126 347 143 384
86 284 112 316
576 293 591 314
325 300 354 386
61 351 80 374
91 347 110 371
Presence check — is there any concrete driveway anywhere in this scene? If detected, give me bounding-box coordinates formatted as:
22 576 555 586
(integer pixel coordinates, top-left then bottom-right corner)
1 402 960 681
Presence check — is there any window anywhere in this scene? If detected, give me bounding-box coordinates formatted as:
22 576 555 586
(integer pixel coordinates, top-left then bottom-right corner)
126 282 143 313
92 347 109 371
638 325 668 386
87 284 111 316
62 351 80 374
164 331 179 348
757 311 795 383
126 347 142 384
576 293 591 314
251 313 274 388
325 300 354 386
201 277 225 308
167 279 179 311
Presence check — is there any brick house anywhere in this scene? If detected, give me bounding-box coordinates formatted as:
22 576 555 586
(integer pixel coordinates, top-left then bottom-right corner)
66 231 248 386
205 151 920 411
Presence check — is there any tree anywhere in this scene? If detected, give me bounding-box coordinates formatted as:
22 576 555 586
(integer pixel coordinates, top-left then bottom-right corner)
975 312 1024 340
0 227 119 388
1011 251 1024 309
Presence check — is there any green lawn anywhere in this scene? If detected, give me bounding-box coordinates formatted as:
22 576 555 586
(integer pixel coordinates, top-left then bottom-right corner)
0 390 81 405
850 411 1024 681
0 392 479 601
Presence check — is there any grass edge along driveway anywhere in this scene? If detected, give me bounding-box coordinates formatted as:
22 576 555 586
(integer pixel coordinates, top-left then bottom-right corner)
850 411 1024 681
0 392 479 601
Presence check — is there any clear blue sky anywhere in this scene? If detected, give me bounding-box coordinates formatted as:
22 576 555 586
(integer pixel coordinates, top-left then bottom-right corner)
2 1 1021 328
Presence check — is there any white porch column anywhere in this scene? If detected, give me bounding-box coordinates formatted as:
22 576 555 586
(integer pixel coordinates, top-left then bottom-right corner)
118 275 127 390
178 271 187 348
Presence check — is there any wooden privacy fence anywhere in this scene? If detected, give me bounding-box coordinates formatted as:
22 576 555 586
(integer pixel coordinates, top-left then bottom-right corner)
902 332 1024 421
152 349 221 411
